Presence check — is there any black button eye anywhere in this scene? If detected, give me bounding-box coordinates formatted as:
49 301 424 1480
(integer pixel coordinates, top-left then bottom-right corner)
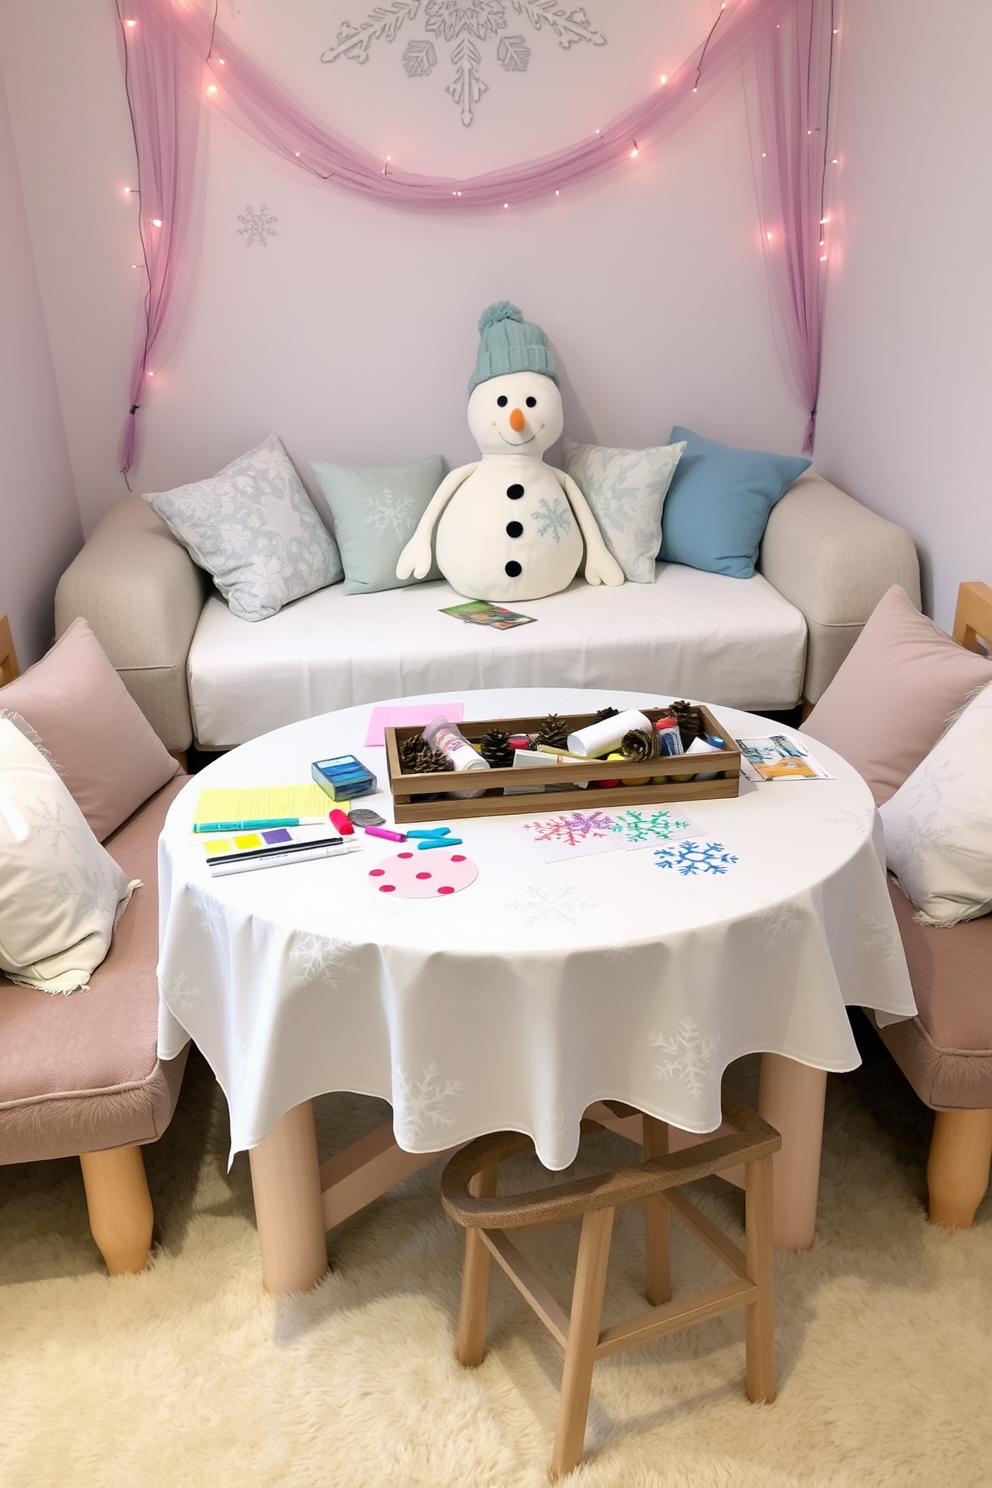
497 395 508 407
525 396 537 408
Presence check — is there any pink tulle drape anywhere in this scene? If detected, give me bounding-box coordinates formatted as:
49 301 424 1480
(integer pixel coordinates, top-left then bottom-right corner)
749 0 837 451
115 1 200 477
116 0 833 473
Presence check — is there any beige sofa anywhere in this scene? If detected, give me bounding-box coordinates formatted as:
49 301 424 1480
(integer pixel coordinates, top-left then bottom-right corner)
55 470 920 754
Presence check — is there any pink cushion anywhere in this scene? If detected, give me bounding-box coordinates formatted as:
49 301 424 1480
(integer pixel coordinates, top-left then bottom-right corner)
0 776 190 1164
870 882 992 1110
803 585 992 806
0 617 178 842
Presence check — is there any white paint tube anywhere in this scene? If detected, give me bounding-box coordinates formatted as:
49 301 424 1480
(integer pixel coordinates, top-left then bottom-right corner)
566 709 652 758
423 715 491 798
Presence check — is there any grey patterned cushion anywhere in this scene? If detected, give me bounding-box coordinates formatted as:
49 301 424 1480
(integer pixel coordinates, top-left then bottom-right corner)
146 436 342 622
563 439 685 583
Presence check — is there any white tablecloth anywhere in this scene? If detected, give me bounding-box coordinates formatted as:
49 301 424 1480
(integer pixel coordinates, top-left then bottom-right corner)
157 688 916 1166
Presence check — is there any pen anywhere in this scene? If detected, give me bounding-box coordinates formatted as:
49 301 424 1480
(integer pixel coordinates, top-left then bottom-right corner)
207 837 350 875
193 816 329 833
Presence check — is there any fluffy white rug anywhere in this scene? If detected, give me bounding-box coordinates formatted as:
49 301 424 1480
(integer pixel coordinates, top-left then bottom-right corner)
1 1023 990 1488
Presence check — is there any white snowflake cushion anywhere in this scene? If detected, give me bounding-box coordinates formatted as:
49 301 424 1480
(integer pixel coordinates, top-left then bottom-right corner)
0 719 139 993
880 681 992 926
146 435 343 622
563 439 685 583
311 456 444 595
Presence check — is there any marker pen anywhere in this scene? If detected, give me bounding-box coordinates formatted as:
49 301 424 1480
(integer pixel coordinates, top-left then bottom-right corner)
364 825 406 842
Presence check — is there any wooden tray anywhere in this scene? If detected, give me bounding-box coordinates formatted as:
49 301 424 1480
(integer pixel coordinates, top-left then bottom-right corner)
384 706 741 822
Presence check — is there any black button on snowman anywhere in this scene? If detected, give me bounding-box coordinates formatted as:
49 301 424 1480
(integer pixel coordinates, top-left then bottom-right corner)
396 302 624 603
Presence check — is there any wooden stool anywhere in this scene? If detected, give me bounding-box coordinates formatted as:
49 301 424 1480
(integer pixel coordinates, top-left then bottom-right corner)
440 1091 781 1480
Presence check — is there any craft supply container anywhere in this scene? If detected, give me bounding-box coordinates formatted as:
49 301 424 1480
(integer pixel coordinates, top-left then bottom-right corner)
384 705 741 822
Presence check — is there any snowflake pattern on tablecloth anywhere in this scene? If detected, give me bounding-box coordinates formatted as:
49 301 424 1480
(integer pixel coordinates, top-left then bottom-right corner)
650 1019 718 1098
860 910 904 966
364 489 415 540
752 898 806 945
612 808 693 845
531 495 572 543
393 1062 463 1140
289 932 359 986
653 841 739 877
159 970 202 1017
604 939 635 961
505 884 597 925
322 1 606 127
187 885 228 939
524 810 616 847
237 205 278 247
826 806 876 836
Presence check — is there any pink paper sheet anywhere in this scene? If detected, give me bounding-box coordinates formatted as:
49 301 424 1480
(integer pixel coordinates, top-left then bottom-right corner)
365 703 464 748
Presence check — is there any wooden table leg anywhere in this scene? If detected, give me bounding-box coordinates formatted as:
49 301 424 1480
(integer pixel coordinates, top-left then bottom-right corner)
248 1100 328 1294
758 1054 827 1251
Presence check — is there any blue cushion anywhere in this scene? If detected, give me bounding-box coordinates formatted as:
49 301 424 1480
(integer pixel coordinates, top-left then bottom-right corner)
658 427 810 579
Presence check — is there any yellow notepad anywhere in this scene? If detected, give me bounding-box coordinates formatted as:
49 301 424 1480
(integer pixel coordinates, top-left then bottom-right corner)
193 784 338 827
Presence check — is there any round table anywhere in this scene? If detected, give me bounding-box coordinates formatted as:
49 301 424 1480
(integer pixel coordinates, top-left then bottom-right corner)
157 688 916 1291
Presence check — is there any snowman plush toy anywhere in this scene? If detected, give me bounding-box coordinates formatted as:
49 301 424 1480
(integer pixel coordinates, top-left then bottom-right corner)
396 302 624 602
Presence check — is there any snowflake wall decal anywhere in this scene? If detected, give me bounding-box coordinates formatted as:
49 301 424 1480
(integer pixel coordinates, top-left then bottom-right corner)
237 205 278 247
322 0 606 127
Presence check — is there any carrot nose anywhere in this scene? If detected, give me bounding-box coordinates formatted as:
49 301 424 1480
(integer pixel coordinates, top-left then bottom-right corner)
509 407 526 433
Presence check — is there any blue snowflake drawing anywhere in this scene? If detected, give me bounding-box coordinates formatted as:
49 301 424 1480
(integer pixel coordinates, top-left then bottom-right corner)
531 496 572 542
237 205 278 247
653 840 739 877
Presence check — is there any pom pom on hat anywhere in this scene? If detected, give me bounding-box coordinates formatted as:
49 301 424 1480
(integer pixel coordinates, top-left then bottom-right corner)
469 301 559 394
478 301 523 334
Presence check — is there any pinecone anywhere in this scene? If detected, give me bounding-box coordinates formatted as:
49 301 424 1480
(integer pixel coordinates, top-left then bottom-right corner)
595 706 620 722
399 736 454 774
480 728 514 768
534 712 570 751
620 728 657 762
669 701 705 743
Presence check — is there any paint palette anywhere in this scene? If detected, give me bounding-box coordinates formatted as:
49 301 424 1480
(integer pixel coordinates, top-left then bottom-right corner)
203 825 329 856
368 850 478 898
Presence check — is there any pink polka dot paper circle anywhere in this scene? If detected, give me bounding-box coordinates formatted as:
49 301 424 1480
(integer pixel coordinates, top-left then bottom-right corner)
368 850 478 898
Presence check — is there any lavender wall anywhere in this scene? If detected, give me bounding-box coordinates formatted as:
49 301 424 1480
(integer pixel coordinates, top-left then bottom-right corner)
0 69 80 667
0 0 808 538
815 0 992 630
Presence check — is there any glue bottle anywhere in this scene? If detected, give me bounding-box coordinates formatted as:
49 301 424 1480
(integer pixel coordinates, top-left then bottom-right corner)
423 716 491 798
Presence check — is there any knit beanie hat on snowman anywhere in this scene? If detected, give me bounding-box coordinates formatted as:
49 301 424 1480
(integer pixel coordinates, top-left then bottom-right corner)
468 301 559 394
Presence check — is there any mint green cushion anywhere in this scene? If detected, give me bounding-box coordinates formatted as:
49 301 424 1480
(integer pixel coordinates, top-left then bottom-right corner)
311 456 444 595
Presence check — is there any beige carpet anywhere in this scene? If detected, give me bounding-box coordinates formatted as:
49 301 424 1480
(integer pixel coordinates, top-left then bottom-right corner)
2 1019 990 1488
